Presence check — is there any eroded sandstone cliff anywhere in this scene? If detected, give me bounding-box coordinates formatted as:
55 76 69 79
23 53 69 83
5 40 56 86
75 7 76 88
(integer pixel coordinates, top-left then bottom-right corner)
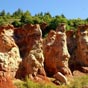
0 25 21 88
0 23 88 87
15 24 47 82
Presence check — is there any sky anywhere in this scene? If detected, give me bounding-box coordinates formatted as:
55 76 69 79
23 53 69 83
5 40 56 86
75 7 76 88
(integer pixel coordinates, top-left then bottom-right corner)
0 0 88 19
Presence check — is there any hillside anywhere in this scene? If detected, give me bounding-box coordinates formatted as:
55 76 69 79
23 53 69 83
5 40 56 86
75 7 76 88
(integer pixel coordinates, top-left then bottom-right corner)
0 10 88 88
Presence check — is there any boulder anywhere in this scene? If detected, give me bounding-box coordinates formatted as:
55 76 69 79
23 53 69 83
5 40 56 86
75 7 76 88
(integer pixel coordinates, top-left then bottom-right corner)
53 72 68 84
43 23 72 76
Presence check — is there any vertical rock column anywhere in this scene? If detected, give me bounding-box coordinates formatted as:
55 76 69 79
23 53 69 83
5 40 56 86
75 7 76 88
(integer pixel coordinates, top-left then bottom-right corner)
43 23 72 77
0 25 21 88
16 24 46 81
76 25 88 67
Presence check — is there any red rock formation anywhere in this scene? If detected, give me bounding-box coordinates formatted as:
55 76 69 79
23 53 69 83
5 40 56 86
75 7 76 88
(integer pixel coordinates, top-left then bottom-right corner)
14 24 42 58
0 25 22 78
15 24 47 81
66 30 77 72
43 23 72 77
68 24 88 74
75 24 88 66
0 24 14 31
1 23 88 85
0 76 16 88
0 25 21 88
66 30 76 55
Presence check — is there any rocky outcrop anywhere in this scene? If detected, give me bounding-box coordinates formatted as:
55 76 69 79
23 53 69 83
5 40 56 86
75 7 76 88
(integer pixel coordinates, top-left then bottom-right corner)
68 24 88 73
1 23 88 86
66 30 76 55
0 76 16 88
15 24 46 81
14 24 42 58
66 30 77 72
76 24 88 66
0 25 22 78
43 23 72 77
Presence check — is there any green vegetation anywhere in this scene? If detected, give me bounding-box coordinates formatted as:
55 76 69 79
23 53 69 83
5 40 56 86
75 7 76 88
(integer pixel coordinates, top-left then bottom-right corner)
68 75 88 88
14 77 67 88
0 9 88 36
15 75 88 88
0 9 88 27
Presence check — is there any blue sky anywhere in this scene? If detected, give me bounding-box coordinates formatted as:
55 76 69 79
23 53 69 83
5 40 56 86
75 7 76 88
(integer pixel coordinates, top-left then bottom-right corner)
0 0 88 19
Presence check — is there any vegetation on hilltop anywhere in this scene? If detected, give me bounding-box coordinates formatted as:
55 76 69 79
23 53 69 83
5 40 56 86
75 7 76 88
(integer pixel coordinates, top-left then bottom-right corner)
0 9 88 36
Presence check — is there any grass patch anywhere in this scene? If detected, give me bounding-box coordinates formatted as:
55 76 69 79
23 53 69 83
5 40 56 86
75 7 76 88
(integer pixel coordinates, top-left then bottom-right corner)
14 78 59 88
15 75 88 88
68 75 88 88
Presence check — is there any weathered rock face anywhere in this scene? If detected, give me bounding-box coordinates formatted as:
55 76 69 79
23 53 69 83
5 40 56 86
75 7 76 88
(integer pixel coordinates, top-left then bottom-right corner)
14 24 42 58
66 30 76 55
22 40 45 77
43 24 72 76
1 23 88 85
0 76 16 88
76 24 88 66
15 24 46 80
66 30 77 72
0 25 22 78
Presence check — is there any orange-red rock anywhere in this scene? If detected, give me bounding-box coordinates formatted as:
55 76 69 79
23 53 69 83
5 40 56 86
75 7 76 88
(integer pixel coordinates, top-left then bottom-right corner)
76 24 88 66
43 24 72 77
0 25 22 78
69 24 88 73
66 30 76 55
15 24 46 81
1 23 88 85
14 24 42 58
0 76 16 88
